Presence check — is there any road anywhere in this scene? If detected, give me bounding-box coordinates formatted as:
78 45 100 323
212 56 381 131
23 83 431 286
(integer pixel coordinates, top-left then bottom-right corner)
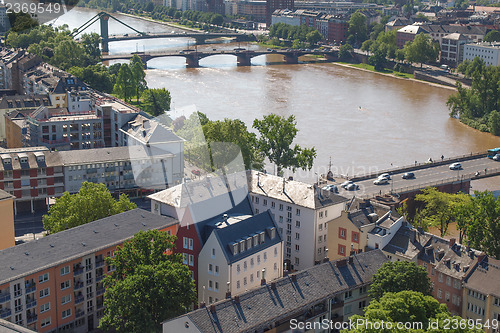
334 156 500 198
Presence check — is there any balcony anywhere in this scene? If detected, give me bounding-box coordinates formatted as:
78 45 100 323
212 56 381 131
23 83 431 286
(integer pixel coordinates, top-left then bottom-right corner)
123 173 135 180
96 260 105 268
96 275 105 283
330 299 344 310
105 166 116 172
75 295 84 304
26 300 37 309
105 176 115 182
76 310 85 319
86 168 97 174
27 314 37 324
74 281 84 290
25 285 36 294
74 267 84 276
86 278 93 285
0 293 11 303
0 308 11 319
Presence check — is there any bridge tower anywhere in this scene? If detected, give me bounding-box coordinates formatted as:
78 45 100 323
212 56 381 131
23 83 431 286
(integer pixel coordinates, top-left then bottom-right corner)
100 13 111 53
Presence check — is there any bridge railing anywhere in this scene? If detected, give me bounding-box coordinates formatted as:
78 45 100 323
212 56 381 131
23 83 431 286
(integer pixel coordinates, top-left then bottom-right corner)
358 166 500 199
348 150 488 182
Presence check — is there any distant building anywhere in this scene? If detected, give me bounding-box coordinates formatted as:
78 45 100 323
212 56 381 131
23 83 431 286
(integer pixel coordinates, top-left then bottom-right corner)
462 257 500 333
0 209 179 333
163 249 389 333
441 33 469 67
237 0 267 22
247 170 349 270
0 189 15 250
0 5 10 35
197 211 283 305
396 24 487 49
463 42 500 66
266 0 294 27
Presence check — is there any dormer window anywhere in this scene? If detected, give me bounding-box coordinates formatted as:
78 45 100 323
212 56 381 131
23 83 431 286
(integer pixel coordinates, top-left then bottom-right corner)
2 158 11 165
253 234 258 247
246 237 252 250
231 243 238 255
239 240 245 253
267 227 276 240
20 157 28 163
259 231 265 244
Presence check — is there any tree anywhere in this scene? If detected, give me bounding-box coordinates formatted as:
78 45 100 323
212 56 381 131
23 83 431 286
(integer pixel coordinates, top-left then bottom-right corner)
414 187 470 236
369 261 432 301
253 114 316 175
141 88 171 116
339 43 354 61
7 12 39 33
130 55 147 102
484 30 500 42
403 33 439 67
99 230 196 333
42 182 136 234
347 291 482 333
306 30 322 45
347 11 368 46
203 118 264 171
52 39 87 70
80 32 102 65
114 63 134 102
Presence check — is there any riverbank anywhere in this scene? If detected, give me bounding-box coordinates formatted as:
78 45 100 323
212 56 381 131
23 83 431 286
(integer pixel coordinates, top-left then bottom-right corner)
118 12 201 32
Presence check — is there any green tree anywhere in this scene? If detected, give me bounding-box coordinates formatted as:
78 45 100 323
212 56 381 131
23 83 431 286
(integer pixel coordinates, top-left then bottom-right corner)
369 261 432 301
414 187 470 236
130 55 147 102
339 43 354 61
99 230 196 333
7 12 39 33
489 110 500 135
346 291 482 333
68 64 115 93
484 30 500 42
80 32 102 65
347 11 368 46
306 30 322 45
203 118 264 171
253 114 316 175
403 33 439 67
42 182 136 234
52 39 87 70
141 88 171 116
114 63 134 102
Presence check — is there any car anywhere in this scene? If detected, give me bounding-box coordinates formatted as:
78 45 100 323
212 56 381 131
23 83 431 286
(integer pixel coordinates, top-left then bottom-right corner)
322 184 338 193
402 172 415 179
346 183 358 191
340 180 353 188
378 173 391 180
191 169 201 176
494 154 500 161
373 178 389 185
449 162 462 170
267 48 272 51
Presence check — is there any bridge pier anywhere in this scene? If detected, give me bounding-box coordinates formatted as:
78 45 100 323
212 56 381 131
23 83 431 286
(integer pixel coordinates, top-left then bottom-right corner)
324 53 338 62
185 55 199 68
284 54 299 64
194 36 206 45
100 13 110 53
236 54 251 66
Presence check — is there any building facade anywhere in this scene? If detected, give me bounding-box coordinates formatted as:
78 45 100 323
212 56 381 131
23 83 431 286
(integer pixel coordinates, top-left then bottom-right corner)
0 189 15 250
464 42 500 66
0 209 179 333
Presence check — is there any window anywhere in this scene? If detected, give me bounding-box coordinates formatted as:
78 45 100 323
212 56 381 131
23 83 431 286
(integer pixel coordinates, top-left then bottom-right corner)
39 273 49 283
244 277 247 286
296 208 301 216
255 197 259 204
215 266 219 276
295 244 300 251
338 244 346 256
352 231 359 243
263 199 267 206
295 221 301 228
359 300 366 309
236 280 240 289
319 224 323 231
295 232 300 240
279 204 283 211
183 237 193 250
40 317 51 328
339 228 346 240
208 264 213 274
446 276 451 286
211 248 216 258
61 294 71 305
345 290 352 299
279 216 283 223
271 202 275 208
437 289 442 299
237 264 241 273
319 212 323 218
188 254 194 266
13 283 21 297
182 253 188 265
15 313 22 325
438 273 443 283
39 288 49 298
62 309 72 319
60 280 70 290
40 302 50 313
208 280 213 290
215 282 219 291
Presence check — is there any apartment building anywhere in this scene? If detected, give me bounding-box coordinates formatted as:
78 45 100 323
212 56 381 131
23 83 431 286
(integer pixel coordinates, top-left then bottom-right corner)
266 0 294 27
462 257 500 333
464 42 500 66
164 249 388 333
197 211 283 305
382 224 431 263
59 145 180 196
326 198 404 261
149 173 254 289
0 209 179 333
0 147 63 214
247 170 349 271
441 33 469 67
0 319 35 333
418 237 485 316
0 188 14 250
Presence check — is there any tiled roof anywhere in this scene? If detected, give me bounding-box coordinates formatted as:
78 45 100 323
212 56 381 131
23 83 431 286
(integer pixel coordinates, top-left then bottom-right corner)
0 209 178 285
164 250 388 333
382 225 431 260
247 170 349 210
464 257 500 297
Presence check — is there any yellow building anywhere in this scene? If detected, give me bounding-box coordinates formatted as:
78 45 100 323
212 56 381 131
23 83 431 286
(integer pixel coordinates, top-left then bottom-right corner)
462 257 500 333
0 189 15 250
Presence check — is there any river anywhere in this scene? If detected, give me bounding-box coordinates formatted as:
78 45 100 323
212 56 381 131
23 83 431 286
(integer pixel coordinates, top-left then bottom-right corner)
52 8 500 189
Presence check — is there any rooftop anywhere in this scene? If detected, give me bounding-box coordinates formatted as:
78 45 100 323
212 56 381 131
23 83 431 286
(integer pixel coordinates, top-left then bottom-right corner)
164 249 388 333
0 209 178 285
464 257 500 297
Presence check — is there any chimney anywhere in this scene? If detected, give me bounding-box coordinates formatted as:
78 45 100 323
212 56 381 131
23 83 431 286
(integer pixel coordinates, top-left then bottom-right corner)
261 278 266 285
348 256 354 264
234 295 240 303
200 302 206 308
223 214 229 225
210 305 216 313
291 274 297 282
336 259 347 267
271 282 277 289
477 253 486 263
226 291 231 299
449 238 456 247
282 178 286 192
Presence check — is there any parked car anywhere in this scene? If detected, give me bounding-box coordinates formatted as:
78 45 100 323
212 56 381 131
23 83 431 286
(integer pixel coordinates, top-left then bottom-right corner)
494 154 500 161
191 169 201 176
340 180 353 189
378 173 391 180
374 178 389 185
402 172 415 179
346 183 358 191
322 184 338 193
449 162 462 170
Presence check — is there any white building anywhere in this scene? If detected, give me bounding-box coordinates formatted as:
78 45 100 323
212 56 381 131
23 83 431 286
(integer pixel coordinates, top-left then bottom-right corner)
246 170 349 271
441 33 469 67
197 211 283 305
463 42 500 66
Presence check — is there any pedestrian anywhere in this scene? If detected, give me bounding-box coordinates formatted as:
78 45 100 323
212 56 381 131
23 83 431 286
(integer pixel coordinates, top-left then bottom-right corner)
441 155 444 161
485 168 487 174
415 161 417 166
